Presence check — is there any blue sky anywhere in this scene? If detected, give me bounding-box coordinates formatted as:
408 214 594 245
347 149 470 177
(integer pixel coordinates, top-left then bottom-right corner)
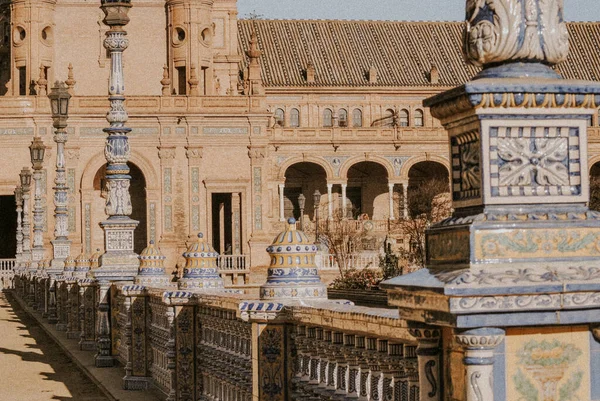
237 0 600 21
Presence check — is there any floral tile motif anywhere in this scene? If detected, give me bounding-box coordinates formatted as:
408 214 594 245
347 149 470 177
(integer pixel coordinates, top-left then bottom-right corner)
475 227 600 261
489 126 581 198
506 327 590 401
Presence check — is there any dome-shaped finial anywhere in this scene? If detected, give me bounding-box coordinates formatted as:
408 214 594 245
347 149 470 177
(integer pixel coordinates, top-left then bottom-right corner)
261 215 326 300
178 232 223 290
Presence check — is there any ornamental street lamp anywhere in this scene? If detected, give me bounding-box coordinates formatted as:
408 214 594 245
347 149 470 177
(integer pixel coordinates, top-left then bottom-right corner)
48 81 72 273
298 193 306 231
14 185 23 269
95 0 139 370
313 189 321 244
29 135 46 265
19 168 32 270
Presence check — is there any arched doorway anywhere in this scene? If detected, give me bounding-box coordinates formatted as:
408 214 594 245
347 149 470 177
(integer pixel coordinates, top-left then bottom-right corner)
93 163 147 254
407 161 450 218
283 162 328 221
590 162 600 211
347 161 389 220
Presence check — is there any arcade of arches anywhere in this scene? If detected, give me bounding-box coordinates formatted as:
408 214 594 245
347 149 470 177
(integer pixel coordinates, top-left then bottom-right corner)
279 160 451 233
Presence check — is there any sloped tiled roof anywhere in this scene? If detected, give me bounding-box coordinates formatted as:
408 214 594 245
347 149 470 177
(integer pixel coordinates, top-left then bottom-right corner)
238 20 600 88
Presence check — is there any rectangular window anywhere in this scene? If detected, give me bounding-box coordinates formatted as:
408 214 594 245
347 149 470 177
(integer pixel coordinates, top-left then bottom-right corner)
176 66 187 95
18 67 26 96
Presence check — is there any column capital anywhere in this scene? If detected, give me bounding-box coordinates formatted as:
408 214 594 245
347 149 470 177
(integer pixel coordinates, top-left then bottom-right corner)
454 327 505 351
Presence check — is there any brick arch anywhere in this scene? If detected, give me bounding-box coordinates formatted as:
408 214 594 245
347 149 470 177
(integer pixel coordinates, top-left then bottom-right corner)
399 155 450 182
589 155 600 173
80 151 160 191
339 156 395 181
277 156 335 182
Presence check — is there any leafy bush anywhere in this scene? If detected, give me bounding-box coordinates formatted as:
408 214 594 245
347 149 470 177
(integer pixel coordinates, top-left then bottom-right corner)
329 268 383 290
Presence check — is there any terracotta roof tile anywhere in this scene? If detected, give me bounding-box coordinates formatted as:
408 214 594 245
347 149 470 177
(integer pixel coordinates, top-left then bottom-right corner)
238 20 600 88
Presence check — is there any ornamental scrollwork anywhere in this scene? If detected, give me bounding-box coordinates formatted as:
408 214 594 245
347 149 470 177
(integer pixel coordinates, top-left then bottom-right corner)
465 0 569 67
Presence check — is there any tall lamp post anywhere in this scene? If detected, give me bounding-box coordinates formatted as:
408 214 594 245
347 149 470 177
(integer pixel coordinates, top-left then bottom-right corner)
48 81 71 273
19 168 32 272
94 0 139 370
313 189 321 245
29 135 46 265
298 193 306 231
14 185 23 270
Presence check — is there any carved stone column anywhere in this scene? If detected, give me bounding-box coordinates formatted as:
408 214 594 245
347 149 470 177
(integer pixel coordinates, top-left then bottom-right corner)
409 327 441 401
455 328 505 401
341 183 347 219
388 183 395 220
401 181 408 219
278 183 285 222
326 184 333 220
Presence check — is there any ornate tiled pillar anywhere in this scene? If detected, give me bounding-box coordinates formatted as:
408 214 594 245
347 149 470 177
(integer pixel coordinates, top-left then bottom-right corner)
121 285 151 390
15 186 23 268
454 328 505 401
409 327 441 401
382 2 600 401
49 85 72 273
93 0 138 369
21 168 32 272
239 301 288 401
94 0 139 281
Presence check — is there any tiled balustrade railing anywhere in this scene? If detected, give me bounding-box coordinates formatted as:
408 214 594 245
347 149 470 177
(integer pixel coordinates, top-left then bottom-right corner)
0 258 15 289
11 274 421 401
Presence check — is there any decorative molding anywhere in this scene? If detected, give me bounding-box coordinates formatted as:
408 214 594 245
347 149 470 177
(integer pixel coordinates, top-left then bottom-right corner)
158 147 176 160
435 265 600 287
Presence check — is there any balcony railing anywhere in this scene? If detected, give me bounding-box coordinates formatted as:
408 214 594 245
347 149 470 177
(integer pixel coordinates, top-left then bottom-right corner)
316 252 380 271
217 255 248 272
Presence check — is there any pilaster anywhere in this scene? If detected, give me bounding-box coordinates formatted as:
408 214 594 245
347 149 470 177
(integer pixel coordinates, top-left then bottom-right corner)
454 328 505 401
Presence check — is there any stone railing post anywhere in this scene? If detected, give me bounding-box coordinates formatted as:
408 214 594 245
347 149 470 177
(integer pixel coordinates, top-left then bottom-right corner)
163 291 197 400
121 285 151 390
409 327 441 401
79 279 97 351
95 282 114 367
56 279 69 331
66 279 81 339
454 328 505 401
240 301 289 401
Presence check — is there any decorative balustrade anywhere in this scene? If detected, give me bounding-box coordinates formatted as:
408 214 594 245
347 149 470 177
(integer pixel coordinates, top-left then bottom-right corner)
0 258 15 289
10 273 426 401
316 252 381 271
217 255 247 271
